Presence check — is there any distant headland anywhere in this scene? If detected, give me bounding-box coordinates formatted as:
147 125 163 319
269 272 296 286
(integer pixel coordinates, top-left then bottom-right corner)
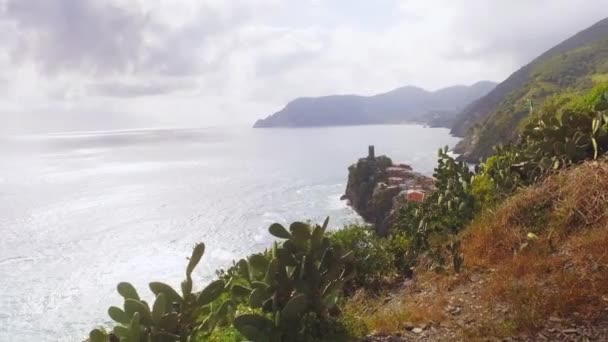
253 81 496 129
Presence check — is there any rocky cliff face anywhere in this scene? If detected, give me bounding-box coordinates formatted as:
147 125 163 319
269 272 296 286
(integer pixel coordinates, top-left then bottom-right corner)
342 148 434 235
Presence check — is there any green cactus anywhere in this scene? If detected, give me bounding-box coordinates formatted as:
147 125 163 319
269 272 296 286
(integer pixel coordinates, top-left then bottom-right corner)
229 218 354 341
89 242 231 342
89 328 109 342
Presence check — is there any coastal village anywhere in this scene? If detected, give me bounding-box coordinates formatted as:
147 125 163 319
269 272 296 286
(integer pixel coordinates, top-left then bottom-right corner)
342 146 434 235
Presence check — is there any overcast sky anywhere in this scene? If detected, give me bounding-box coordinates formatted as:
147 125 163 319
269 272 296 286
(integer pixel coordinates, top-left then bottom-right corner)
1 0 608 133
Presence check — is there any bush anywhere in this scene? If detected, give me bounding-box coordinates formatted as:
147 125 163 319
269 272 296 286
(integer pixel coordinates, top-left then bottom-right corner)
386 232 414 276
390 148 475 272
470 171 499 211
328 225 397 288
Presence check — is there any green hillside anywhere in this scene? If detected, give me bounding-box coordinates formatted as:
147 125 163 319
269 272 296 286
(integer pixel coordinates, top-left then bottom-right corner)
453 18 608 161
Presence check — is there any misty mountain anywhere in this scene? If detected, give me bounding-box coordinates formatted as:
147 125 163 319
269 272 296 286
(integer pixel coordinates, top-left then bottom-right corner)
253 81 496 128
452 17 608 161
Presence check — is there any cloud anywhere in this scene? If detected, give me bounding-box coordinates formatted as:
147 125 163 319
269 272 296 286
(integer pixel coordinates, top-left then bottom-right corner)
89 79 197 98
3 0 148 75
409 0 608 64
1 0 608 132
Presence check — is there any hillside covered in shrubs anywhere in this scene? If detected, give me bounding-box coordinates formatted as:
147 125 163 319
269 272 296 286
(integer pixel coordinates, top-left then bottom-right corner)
453 17 608 162
89 84 608 341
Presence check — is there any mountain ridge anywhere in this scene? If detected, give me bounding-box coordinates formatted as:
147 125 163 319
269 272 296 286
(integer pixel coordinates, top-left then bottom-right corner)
253 81 497 128
452 17 608 161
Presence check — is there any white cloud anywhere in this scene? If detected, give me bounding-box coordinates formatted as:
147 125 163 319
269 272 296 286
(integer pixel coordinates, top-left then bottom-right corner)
0 0 607 133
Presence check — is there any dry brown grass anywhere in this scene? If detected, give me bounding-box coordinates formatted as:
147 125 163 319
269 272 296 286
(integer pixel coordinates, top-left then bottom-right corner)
342 286 447 335
343 161 608 339
461 160 608 333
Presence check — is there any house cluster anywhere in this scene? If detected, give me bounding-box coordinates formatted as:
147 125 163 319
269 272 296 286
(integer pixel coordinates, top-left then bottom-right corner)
377 163 434 205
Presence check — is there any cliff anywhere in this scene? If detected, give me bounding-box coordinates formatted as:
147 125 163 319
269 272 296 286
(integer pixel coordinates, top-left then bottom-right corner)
342 146 434 235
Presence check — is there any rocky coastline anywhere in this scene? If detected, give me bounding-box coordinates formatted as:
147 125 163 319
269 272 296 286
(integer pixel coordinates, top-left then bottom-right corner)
341 145 434 235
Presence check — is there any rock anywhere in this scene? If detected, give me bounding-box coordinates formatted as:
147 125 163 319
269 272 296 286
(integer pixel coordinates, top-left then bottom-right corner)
342 154 393 224
403 322 415 331
450 306 462 315
549 316 563 323
537 333 548 340
412 327 423 334
342 148 434 235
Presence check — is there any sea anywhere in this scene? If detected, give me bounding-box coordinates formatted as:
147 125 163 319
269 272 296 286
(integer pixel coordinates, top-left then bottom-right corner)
0 125 460 341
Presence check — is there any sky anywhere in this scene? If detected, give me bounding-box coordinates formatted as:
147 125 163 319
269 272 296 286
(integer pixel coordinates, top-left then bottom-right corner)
1 0 608 133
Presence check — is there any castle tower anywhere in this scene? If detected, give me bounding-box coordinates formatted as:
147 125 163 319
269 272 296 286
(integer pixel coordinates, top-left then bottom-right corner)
368 145 375 160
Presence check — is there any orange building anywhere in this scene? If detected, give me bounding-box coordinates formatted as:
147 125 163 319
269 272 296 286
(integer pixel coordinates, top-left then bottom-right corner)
406 189 425 203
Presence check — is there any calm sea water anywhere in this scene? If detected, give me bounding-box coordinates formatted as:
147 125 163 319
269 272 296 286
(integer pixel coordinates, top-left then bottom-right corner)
0 125 459 341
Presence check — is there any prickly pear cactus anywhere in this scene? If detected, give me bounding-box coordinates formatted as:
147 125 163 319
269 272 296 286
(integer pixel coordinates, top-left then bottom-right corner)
231 217 355 341
89 242 232 342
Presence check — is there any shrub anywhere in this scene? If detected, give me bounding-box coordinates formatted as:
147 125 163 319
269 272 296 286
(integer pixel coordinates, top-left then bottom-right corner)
391 147 475 272
386 232 415 276
327 225 396 288
228 218 356 342
470 171 498 211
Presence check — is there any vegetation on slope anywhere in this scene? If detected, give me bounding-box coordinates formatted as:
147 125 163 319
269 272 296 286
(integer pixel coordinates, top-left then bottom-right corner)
453 17 608 161
343 160 608 340
89 84 608 341
463 161 608 334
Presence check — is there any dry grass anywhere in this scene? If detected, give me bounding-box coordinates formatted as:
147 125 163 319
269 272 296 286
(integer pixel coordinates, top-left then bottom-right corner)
343 161 608 339
342 287 446 335
461 160 608 333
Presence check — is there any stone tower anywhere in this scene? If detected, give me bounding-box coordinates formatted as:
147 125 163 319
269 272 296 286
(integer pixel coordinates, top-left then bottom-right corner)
368 145 375 160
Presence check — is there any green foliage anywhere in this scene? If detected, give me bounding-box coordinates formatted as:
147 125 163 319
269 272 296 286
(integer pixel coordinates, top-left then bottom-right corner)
476 84 608 197
386 232 414 276
90 243 231 342
470 170 499 210
391 84 608 273
92 219 357 342
200 325 245 342
327 225 396 287
225 218 355 342
391 147 475 272
337 308 370 340
461 83 608 218
461 39 608 161
232 220 355 341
